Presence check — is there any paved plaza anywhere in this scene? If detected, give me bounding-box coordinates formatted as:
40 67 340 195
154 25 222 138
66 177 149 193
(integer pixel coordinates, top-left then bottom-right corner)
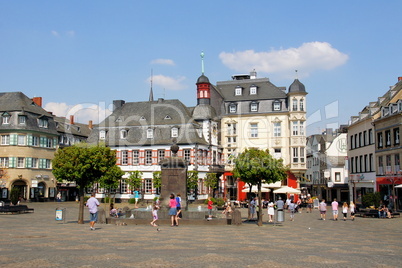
1 201 402 268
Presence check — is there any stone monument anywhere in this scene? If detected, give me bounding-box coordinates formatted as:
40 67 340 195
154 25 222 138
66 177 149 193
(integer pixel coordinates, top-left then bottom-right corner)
159 139 188 209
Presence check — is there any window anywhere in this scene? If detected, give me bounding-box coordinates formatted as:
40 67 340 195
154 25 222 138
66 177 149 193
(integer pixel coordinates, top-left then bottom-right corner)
369 129 373 144
46 138 53 148
145 150 152 165
385 130 391 147
250 102 258 112
378 132 383 148
227 123 237 135
335 172 341 182
1 135 10 145
17 157 24 168
147 129 153 139
18 115 26 124
32 158 38 168
300 147 305 163
363 131 367 146
0 157 9 167
171 127 178 138
184 149 191 164
235 86 242 96
378 156 384 175
250 123 258 138
18 135 25 145
38 118 48 128
120 130 128 139
120 180 128 194
229 104 237 113
299 99 304 111
369 154 373 172
394 128 400 145
2 114 10 124
395 154 400 173
293 148 299 163
144 179 152 194
250 86 257 95
350 158 355 173
273 122 281 137
359 133 362 147
158 150 165 162
299 121 305 136
273 101 281 111
350 135 354 149
292 121 299 136
121 150 128 165
132 150 139 165
99 130 106 140
292 99 298 111
32 136 39 146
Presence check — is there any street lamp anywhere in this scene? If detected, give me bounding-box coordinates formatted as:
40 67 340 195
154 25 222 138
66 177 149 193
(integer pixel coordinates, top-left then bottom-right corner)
350 174 364 204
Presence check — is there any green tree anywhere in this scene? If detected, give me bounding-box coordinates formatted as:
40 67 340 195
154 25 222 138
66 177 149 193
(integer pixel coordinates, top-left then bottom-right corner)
127 170 143 199
98 164 124 206
52 143 120 224
153 171 161 194
233 148 288 226
204 173 218 197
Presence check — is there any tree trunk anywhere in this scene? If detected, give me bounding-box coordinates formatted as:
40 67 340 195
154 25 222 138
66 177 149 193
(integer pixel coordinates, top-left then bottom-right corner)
78 187 85 224
257 182 263 226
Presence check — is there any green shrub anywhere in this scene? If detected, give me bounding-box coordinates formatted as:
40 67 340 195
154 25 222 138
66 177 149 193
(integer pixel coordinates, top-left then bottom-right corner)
83 196 89 203
129 198 136 204
10 188 20 205
362 192 381 208
204 197 216 204
215 198 225 207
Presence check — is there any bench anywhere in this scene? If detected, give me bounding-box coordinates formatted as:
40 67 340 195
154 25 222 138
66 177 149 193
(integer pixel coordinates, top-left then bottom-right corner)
0 205 34 214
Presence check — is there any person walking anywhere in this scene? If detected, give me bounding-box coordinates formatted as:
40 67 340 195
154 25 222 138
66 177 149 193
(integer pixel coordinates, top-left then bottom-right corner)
331 198 339 221
342 202 348 221
150 205 159 227
86 192 100 231
267 201 275 222
319 199 327 220
133 189 140 208
176 193 182 226
207 197 214 220
306 195 313 213
349 201 356 221
169 193 177 227
288 200 296 221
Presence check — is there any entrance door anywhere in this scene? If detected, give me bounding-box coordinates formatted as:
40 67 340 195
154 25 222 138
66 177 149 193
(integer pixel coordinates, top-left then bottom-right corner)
12 180 27 200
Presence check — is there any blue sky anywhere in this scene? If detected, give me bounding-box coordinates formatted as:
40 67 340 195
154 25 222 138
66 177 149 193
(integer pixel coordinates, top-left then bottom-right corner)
1 1 401 135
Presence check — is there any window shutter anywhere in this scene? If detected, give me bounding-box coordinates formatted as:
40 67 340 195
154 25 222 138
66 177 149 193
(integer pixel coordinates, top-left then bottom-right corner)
9 157 16 168
27 134 33 146
25 157 32 168
10 134 17 145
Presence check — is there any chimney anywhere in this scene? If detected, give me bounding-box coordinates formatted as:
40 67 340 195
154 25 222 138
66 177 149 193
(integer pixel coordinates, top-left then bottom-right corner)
88 120 93 129
32 97 42 107
70 115 74 125
398 77 402 82
113 100 125 111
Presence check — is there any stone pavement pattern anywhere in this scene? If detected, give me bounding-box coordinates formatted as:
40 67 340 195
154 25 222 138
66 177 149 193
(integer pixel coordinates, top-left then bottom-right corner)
1 202 402 268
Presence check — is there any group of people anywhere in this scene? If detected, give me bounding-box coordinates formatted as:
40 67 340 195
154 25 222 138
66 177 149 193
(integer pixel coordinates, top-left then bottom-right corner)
318 198 356 221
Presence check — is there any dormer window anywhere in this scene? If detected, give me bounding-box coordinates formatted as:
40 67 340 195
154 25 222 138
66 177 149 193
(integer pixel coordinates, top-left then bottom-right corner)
2 113 10 124
38 118 48 128
235 86 242 96
250 102 258 112
250 85 257 95
229 103 237 113
120 129 128 139
381 107 389 117
18 115 26 125
171 127 179 138
147 128 154 139
164 115 171 120
99 130 106 140
140 116 146 120
273 100 281 111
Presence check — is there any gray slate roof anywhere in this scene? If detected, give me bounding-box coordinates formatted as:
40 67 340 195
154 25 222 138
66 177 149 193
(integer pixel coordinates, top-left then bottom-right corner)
216 78 287 102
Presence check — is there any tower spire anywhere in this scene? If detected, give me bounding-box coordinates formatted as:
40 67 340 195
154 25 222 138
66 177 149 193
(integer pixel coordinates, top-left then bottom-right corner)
149 69 154 102
201 51 205 75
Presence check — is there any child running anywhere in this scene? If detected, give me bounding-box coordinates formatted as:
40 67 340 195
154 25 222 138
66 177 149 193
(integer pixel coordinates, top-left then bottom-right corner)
150 205 159 227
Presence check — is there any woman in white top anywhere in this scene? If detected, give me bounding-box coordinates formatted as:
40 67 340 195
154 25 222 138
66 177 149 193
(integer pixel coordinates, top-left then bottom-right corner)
349 201 356 221
267 202 275 222
342 202 348 221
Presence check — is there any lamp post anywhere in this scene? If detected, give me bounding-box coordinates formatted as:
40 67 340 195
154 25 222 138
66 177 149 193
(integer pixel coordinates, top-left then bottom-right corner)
350 174 364 204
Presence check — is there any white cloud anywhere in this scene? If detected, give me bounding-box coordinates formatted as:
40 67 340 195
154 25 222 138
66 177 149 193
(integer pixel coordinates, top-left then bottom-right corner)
151 59 175 65
147 74 186 91
219 42 349 77
51 30 59 37
44 102 112 124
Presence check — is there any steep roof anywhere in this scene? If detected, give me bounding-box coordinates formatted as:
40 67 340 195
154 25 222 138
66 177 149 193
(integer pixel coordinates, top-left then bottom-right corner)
0 92 52 116
216 78 287 101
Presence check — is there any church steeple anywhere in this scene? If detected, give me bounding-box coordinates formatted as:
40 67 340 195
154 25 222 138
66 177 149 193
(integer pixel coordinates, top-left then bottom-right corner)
196 51 211 105
149 69 154 102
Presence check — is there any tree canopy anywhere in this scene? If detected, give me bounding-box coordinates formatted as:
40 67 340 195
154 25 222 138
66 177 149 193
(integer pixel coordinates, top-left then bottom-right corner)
233 148 288 226
52 143 122 224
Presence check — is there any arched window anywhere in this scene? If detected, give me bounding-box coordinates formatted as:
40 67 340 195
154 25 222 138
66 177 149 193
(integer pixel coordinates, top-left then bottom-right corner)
292 99 298 111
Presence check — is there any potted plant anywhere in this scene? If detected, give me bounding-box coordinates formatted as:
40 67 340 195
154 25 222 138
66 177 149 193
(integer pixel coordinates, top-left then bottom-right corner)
10 187 20 205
